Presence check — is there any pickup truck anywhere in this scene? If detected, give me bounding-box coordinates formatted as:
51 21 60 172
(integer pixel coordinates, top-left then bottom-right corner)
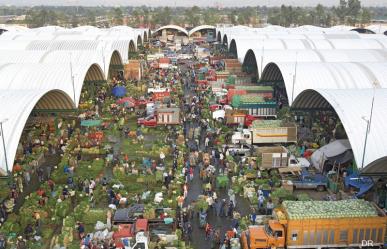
290 169 327 191
113 204 174 225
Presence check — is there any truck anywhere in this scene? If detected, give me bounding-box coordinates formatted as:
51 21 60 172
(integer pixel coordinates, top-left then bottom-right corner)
138 107 180 127
212 109 257 127
231 95 277 118
255 147 310 170
113 218 176 249
241 199 387 249
281 168 328 192
231 120 297 145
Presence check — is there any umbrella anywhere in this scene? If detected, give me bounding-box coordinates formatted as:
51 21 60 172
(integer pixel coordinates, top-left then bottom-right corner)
112 86 127 97
80 120 102 127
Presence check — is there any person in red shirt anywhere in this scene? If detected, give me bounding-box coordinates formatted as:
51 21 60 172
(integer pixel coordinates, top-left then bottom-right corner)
36 188 45 197
48 179 55 192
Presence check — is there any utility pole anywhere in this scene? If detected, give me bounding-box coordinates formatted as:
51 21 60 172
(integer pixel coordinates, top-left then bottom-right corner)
291 52 298 104
361 82 377 168
260 39 265 77
0 119 10 178
69 53 76 104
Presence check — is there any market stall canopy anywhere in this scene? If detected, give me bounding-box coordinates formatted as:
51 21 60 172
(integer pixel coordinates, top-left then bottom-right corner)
311 139 353 171
112 86 127 97
116 97 136 107
80 120 102 127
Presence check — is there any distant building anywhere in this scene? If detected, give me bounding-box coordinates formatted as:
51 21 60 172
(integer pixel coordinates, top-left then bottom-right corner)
0 15 26 23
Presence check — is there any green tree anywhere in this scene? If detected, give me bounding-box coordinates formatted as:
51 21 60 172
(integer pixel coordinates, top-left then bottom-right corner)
153 7 172 26
360 8 371 26
185 6 201 27
86 10 96 26
113 7 123 25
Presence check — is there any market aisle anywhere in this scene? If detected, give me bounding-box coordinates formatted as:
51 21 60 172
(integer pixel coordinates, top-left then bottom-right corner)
180 67 252 249
14 155 60 211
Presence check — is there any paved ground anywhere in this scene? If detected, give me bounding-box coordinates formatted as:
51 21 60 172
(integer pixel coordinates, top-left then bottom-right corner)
181 70 251 249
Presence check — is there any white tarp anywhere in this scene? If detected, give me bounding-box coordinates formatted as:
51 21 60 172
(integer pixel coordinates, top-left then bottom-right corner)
311 139 352 170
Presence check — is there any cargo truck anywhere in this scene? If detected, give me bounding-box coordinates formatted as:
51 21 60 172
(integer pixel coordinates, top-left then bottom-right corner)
241 199 387 249
231 120 297 145
231 95 277 118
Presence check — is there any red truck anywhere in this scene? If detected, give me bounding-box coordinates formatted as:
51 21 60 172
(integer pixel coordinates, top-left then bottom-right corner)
137 116 157 127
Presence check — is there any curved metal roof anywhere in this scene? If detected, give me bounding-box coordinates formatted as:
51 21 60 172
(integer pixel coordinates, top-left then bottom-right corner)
0 62 105 105
154 25 188 36
0 89 74 174
261 61 387 105
188 25 215 36
292 88 387 169
242 49 387 78
0 49 123 78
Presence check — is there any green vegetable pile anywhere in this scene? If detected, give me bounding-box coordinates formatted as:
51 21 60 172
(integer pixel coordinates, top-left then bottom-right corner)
252 120 283 128
284 199 378 220
235 85 273 92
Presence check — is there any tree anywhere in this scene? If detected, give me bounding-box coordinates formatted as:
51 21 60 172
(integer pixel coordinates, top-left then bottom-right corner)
360 8 371 26
203 8 220 26
185 6 201 27
153 7 172 26
86 10 96 26
315 4 326 26
113 7 123 25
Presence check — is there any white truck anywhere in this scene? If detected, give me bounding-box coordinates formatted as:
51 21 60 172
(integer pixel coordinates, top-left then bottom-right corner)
147 86 170 94
120 232 149 249
212 105 233 121
231 120 297 145
253 146 310 170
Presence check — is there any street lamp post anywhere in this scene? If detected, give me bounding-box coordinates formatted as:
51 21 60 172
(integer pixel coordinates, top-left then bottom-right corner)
291 52 298 104
361 117 370 168
0 118 10 177
361 84 376 168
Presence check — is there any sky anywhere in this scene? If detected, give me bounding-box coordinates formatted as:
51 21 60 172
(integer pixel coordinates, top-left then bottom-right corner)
0 0 386 7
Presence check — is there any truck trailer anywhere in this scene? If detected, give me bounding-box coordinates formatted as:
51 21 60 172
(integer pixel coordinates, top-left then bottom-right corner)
232 120 297 145
241 199 386 249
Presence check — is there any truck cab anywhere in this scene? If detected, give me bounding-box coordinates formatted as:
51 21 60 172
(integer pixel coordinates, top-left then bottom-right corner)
231 129 252 145
118 231 149 249
241 221 285 249
244 114 258 127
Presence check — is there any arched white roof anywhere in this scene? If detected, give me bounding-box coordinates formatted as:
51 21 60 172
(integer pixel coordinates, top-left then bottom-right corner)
0 40 31 50
366 24 387 35
154 25 188 36
242 49 387 77
0 24 28 32
0 89 74 174
261 62 387 105
188 25 215 36
293 88 387 169
0 62 105 105
0 50 48 64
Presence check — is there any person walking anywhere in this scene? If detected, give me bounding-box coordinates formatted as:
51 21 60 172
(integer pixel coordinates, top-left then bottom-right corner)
37 167 44 182
227 201 234 218
77 221 85 239
205 223 212 240
266 198 274 215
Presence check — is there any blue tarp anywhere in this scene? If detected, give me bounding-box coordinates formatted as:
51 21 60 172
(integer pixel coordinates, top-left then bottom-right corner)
344 173 374 197
112 86 127 97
